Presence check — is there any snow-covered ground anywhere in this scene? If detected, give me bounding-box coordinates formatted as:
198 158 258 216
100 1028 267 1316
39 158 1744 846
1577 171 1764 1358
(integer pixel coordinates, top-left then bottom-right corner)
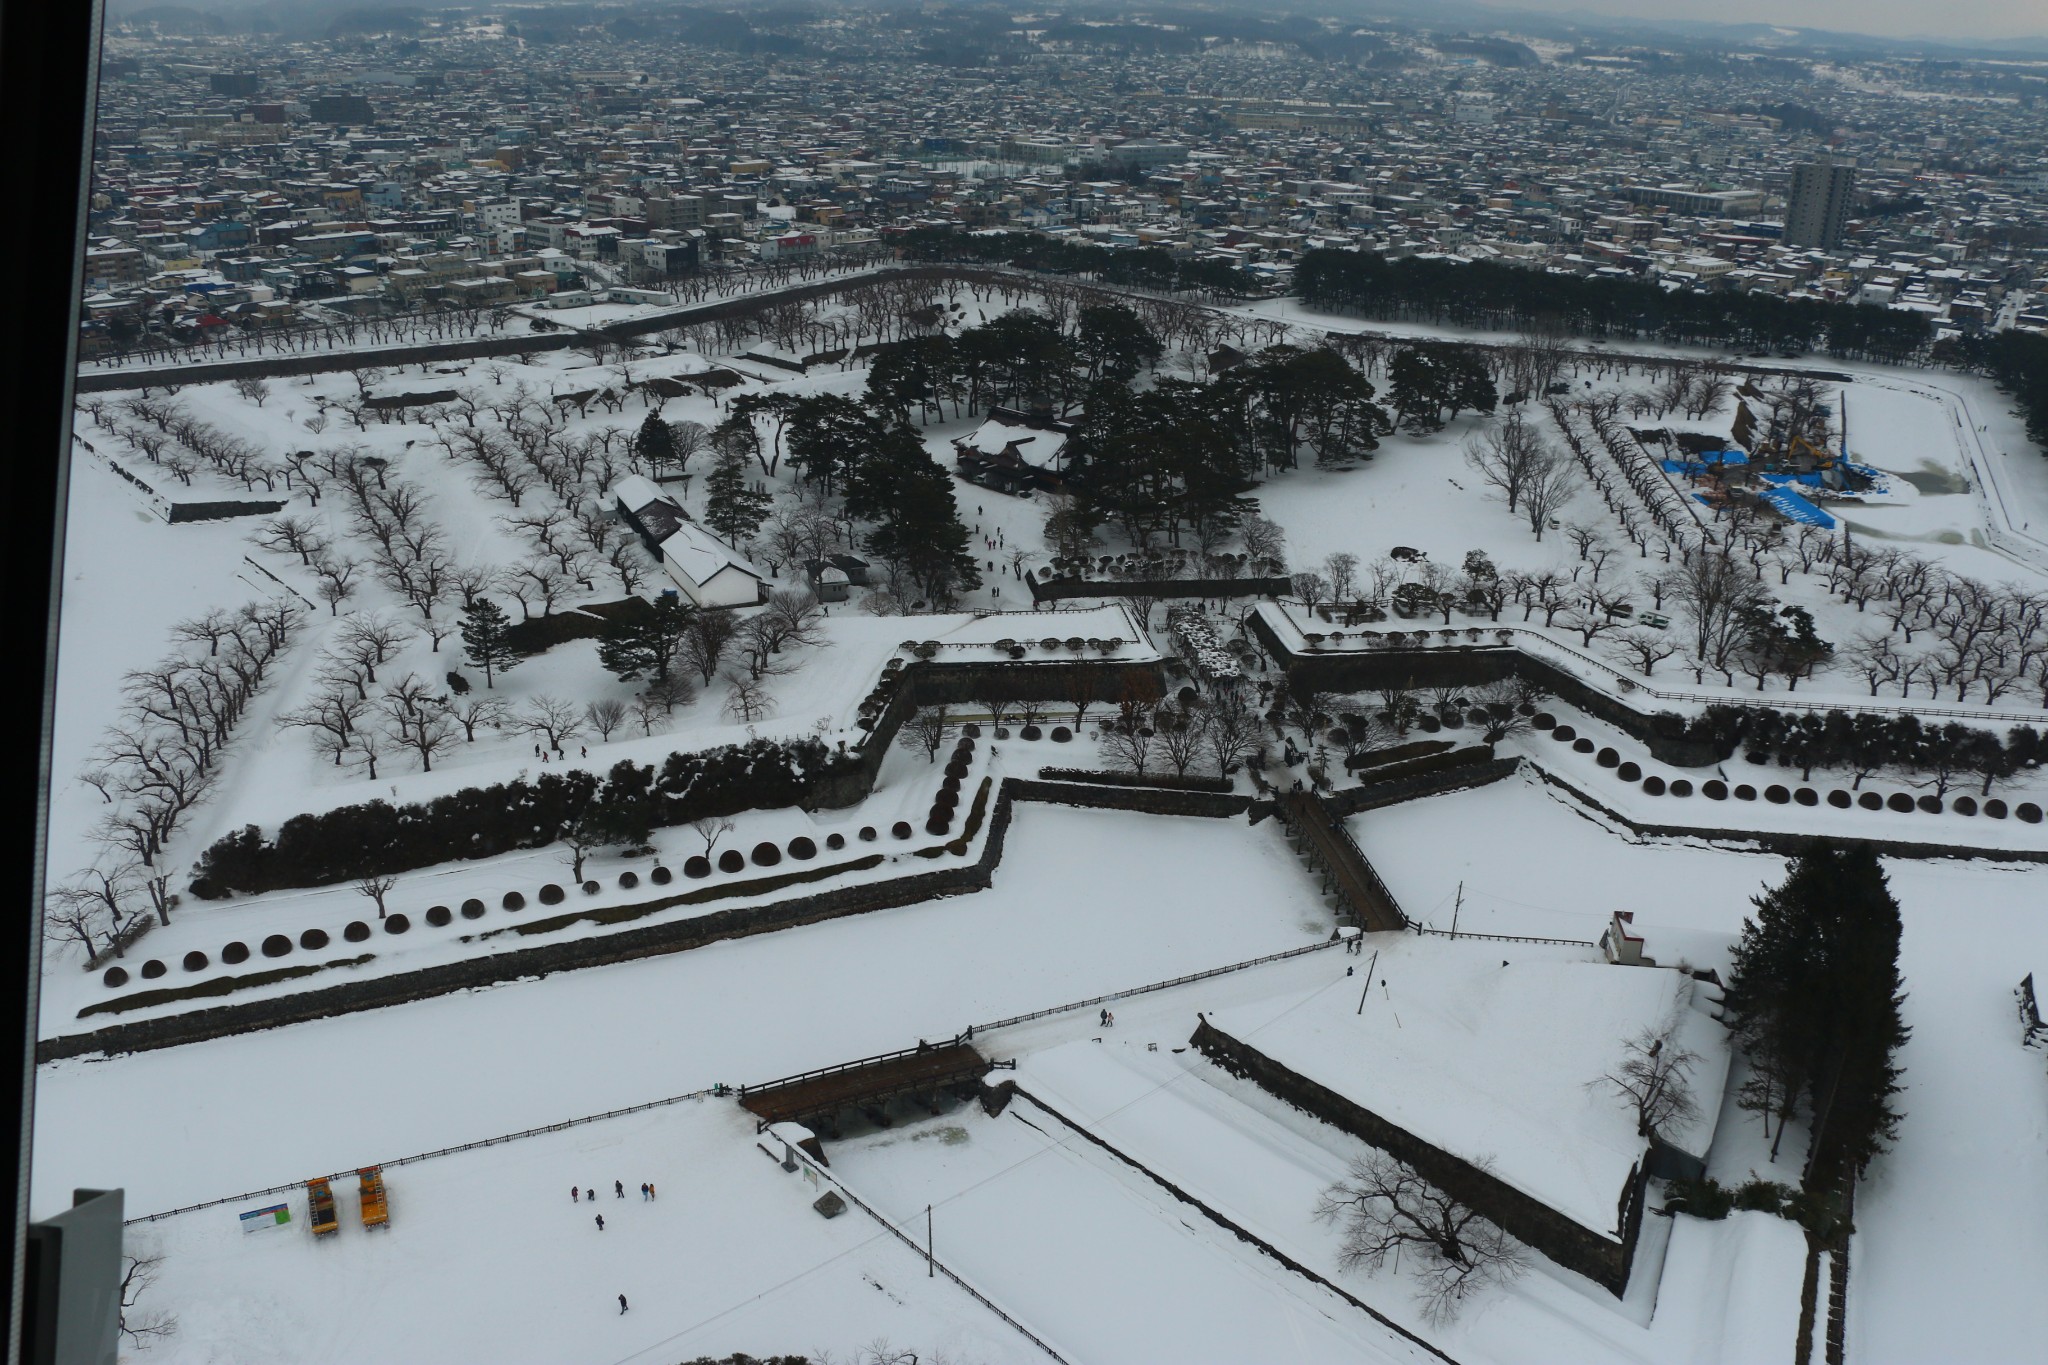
835 956 1797 1365
125 1098 1042 1365
44 280 2048 1362
1355 778 2048 1363
1201 939 1725 1235
31 803 1335 1219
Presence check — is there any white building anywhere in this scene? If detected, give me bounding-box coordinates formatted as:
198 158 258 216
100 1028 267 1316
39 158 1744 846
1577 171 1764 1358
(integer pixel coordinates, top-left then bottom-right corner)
657 522 768 609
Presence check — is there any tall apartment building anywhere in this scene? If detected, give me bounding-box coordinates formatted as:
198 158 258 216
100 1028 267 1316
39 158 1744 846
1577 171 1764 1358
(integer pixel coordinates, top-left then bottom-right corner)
1783 160 1855 249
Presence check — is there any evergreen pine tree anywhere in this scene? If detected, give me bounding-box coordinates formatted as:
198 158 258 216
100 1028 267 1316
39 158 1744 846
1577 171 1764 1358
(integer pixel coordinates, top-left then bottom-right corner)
596 597 693 683
848 426 980 605
632 411 677 475
702 445 772 548
1724 844 1909 1185
459 598 520 689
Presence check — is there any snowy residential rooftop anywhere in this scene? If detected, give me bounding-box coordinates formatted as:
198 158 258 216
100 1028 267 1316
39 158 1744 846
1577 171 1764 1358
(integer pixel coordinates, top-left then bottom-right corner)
1202 936 1728 1236
959 419 1068 470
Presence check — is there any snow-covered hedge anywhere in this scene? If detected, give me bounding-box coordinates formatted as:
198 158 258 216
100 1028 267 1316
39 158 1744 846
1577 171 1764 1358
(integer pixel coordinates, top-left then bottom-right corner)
1168 605 1241 681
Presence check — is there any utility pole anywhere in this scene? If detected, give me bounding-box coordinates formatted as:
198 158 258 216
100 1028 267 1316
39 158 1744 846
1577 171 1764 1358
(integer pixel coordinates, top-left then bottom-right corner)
926 1203 934 1277
1450 881 1463 940
1357 947 1380 1016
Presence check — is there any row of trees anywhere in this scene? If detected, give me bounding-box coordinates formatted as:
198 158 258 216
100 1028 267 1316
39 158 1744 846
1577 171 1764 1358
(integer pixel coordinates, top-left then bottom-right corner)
191 734 857 896
48 600 304 960
1675 705 2042 798
1296 247 1934 363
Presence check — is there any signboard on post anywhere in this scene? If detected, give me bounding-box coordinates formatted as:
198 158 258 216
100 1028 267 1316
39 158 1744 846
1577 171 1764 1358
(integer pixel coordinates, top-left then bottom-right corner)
239 1204 292 1234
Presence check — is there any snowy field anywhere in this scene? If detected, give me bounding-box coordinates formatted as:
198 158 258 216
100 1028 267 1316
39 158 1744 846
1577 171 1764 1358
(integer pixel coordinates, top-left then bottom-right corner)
129 1099 1041 1365
31 804 1335 1218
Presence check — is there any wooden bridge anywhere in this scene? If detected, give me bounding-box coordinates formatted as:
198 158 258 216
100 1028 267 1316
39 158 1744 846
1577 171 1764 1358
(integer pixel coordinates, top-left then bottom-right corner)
1275 791 1409 933
739 1041 992 1135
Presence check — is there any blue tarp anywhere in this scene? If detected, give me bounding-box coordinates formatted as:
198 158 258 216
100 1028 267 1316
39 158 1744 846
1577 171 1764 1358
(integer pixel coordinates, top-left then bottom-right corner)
1662 450 1750 477
1761 487 1836 528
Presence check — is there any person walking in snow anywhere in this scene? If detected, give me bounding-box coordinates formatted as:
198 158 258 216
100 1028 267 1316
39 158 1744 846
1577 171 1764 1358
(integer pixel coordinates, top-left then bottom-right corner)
648 1182 656 1199
619 1294 629 1315
640 1183 649 1200
586 1188 596 1201
572 1185 579 1202
614 1180 625 1198
595 1214 605 1231
581 746 588 759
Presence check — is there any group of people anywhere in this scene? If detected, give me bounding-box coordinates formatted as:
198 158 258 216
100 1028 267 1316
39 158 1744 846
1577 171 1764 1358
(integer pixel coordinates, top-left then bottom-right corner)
1097 1008 1117 1028
571 1181 656 1315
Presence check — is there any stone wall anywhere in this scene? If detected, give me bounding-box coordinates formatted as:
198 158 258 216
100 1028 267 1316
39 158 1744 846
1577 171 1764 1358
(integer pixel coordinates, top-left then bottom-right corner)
1324 757 1523 818
1035 768 1235 794
1003 777 1254 819
1028 575 1290 605
41 775 1035 1063
1191 1017 1644 1295
1245 615 1721 768
1529 765 2048 866
166 498 288 523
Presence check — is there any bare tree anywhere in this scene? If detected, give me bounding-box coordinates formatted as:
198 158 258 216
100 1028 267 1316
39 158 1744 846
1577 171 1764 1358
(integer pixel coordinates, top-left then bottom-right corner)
232 376 270 408
1314 1150 1527 1324
1609 627 1680 676
1097 698 1155 774
585 697 628 741
1291 571 1331 615
356 873 397 919
1322 552 1360 604
334 614 413 685
721 668 773 724
313 555 361 615
117 1250 178 1347
1202 686 1263 774
1520 449 1577 543
629 694 669 736
254 515 327 566
447 695 508 741
1463 408 1551 515
377 677 459 772
1153 700 1209 778
1589 1019 1703 1138
516 694 583 753
679 610 738 686
1240 515 1288 573
895 705 950 763
691 816 735 859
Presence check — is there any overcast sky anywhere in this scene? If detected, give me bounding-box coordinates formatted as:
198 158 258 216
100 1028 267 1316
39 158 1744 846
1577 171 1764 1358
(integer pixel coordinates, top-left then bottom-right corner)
1494 0 2047 43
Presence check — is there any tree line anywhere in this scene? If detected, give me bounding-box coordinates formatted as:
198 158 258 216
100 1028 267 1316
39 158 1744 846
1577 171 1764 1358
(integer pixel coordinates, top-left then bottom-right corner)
46 600 305 960
190 734 856 896
1296 247 1933 364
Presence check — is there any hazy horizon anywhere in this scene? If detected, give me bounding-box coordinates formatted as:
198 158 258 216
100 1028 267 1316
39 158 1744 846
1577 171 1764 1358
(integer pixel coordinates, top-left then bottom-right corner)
1484 0 2048 44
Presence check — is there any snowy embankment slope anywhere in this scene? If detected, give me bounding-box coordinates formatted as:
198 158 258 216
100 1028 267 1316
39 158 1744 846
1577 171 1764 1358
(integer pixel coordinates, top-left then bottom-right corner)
1201 939 1724 1233
830 1096 1432 1365
1354 778 2048 1364
31 805 1332 1218
1001 1027 1795 1365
